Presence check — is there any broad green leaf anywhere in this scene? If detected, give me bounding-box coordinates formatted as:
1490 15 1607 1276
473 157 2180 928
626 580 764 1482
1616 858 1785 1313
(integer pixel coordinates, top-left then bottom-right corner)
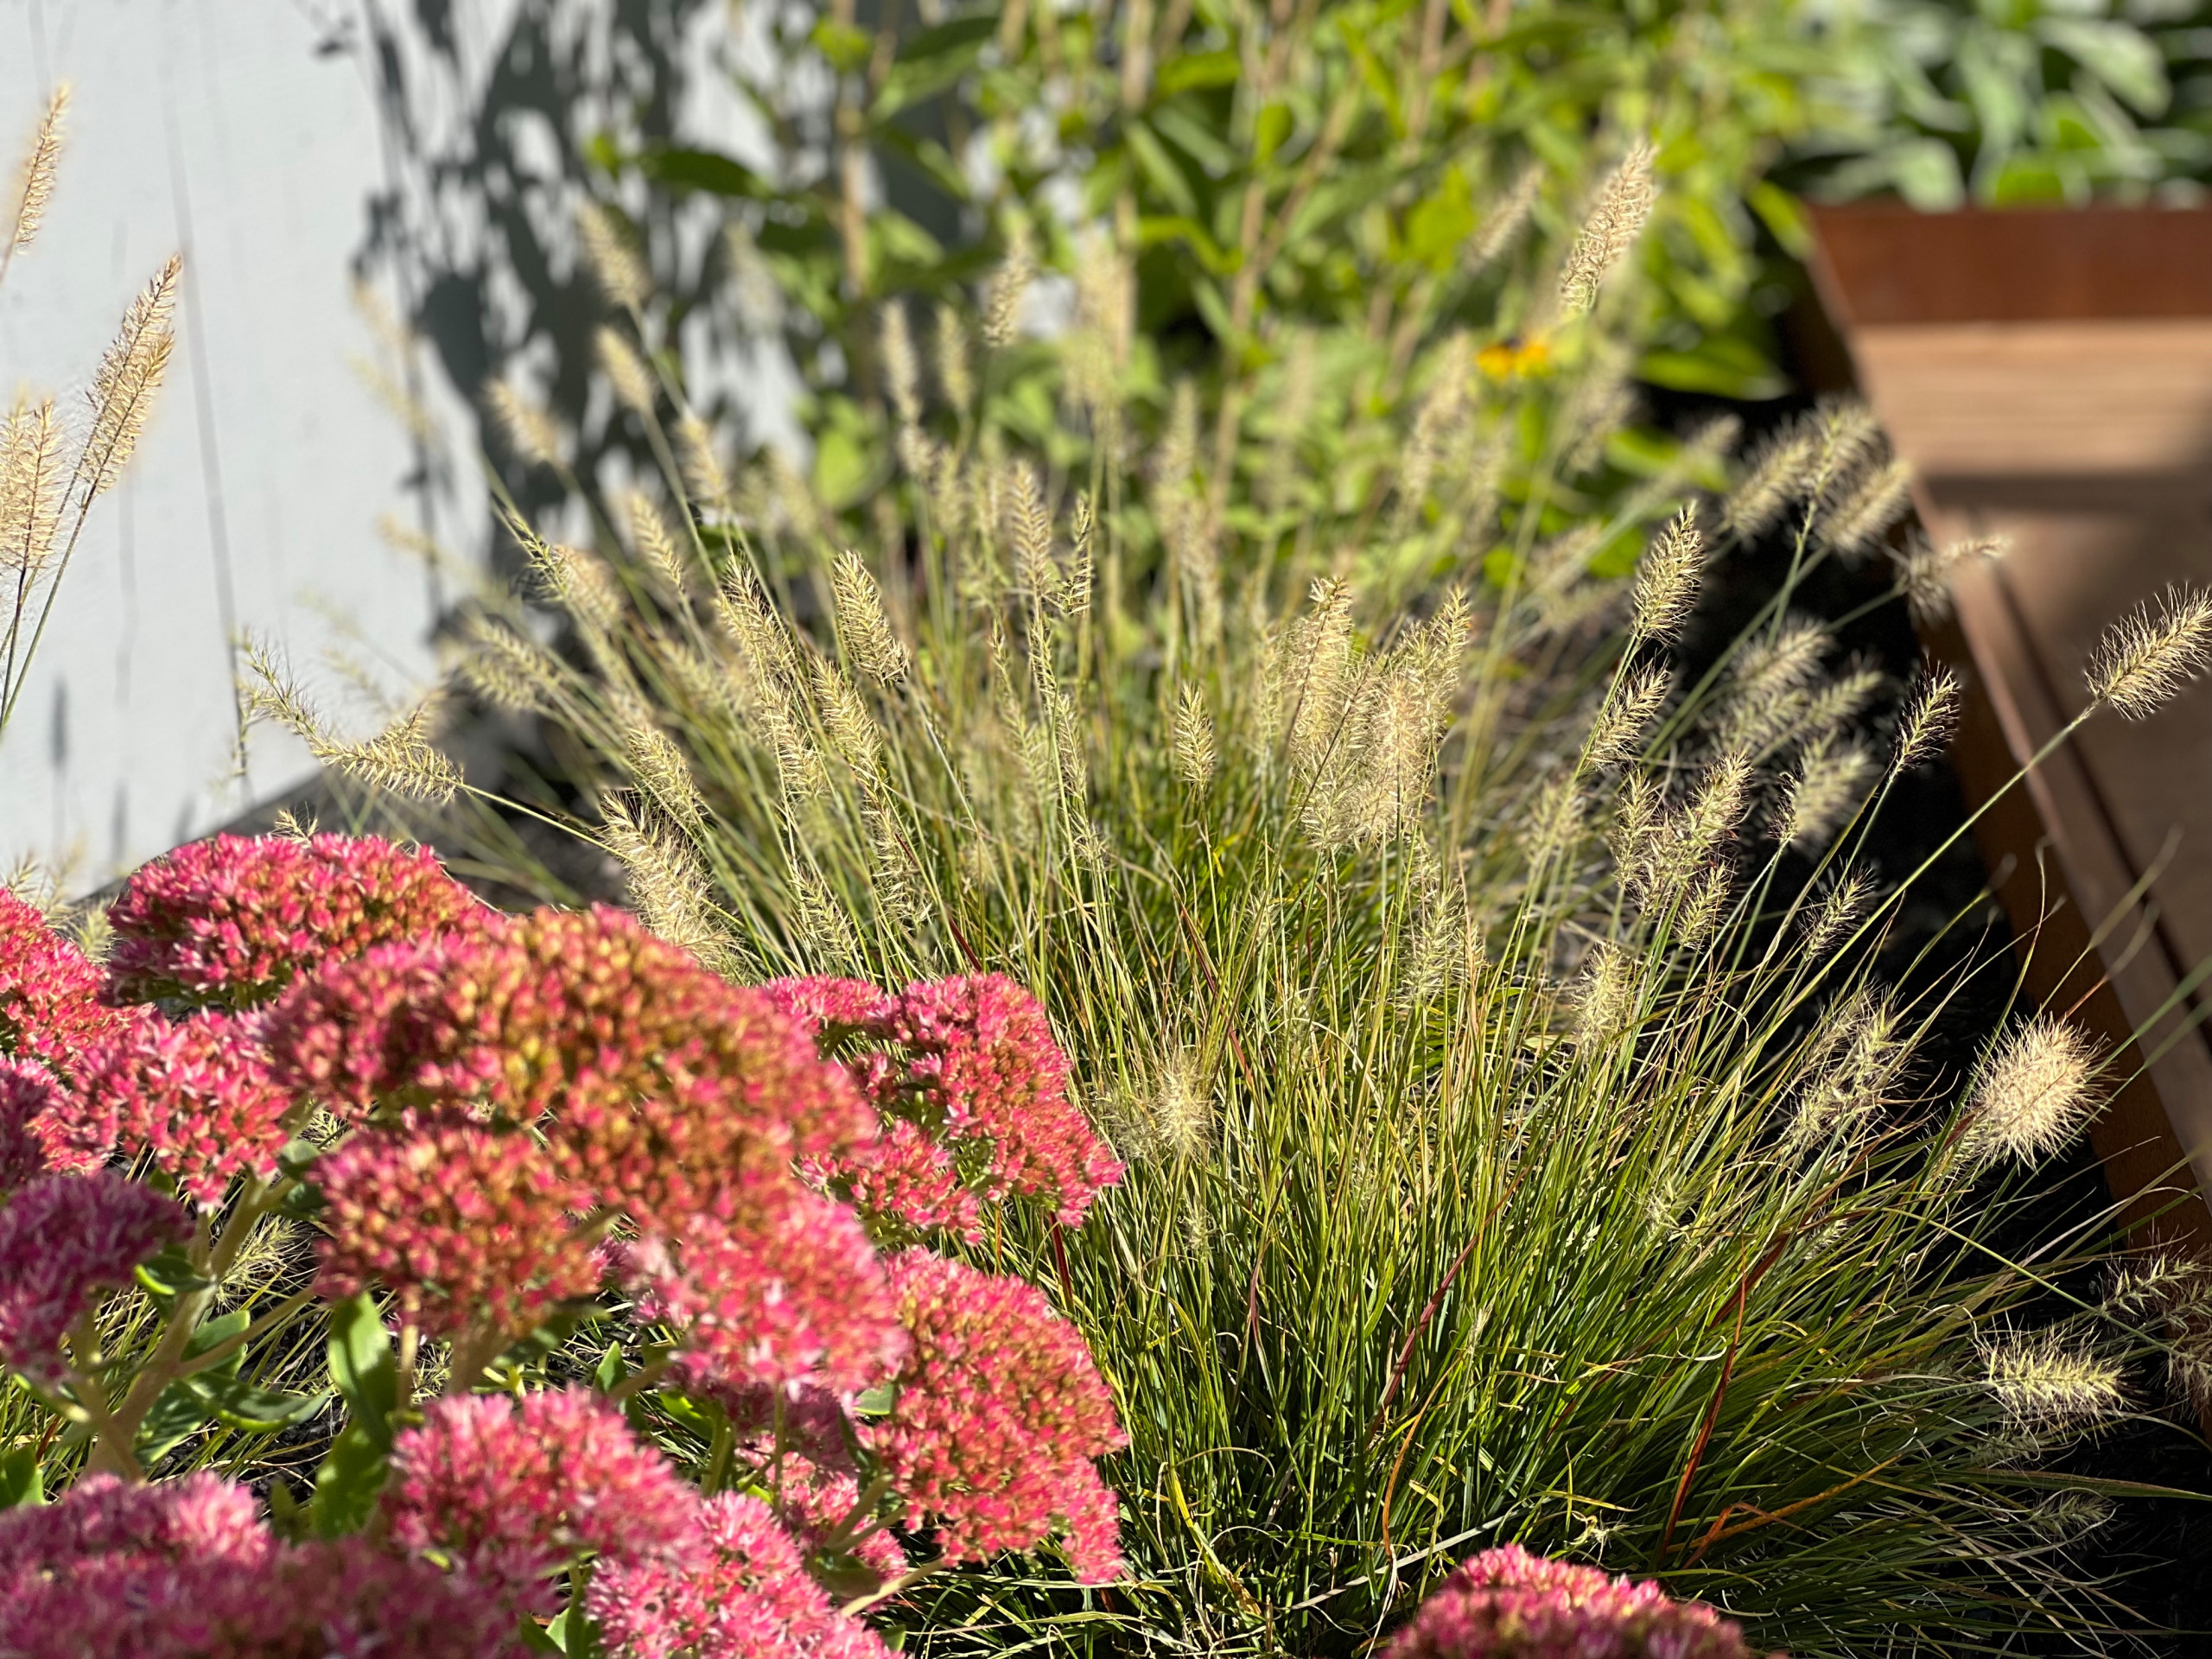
308 1419 390 1539
810 19 873 73
0 1446 44 1509
1155 50 1241 97
636 146 770 200
2039 18 2168 119
326 1294 396 1450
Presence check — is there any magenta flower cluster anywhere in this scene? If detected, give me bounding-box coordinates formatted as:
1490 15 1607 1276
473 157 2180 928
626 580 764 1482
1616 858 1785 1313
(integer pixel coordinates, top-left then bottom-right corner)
766 972 1125 1237
0 832 1135 1651
104 830 486 1007
1385 1544 1773 1659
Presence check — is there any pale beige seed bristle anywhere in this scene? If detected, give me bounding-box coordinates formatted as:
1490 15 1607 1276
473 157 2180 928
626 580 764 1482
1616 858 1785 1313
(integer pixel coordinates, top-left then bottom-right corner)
1065 493 1095 615
830 550 909 685
600 792 748 977
624 719 709 830
1173 681 1216 788
1470 161 1541 271
1007 461 1058 604
668 413 728 515
324 700 463 806
0 397 65 578
1731 617 1830 703
1675 862 1732 945
1284 578 1355 774
1559 141 1655 315
1630 505 1700 643
2084 585 2212 720
596 325 658 416
1787 989 1906 1149
1782 740 1872 849
1675 748 1755 875
619 489 686 593
1719 428 1815 541
810 653 882 772
2 84 67 278
879 302 921 425
1961 1015 2102 1170
1150 1049 1213 1162
1980 1329 2125 1436
1156 378 1199 487
486 378 566 470
1571 940 1635 1046
577 200 651 312
1893 666 1961 770
454 614 562 715
1802 868 1876 957
934 303 973 415
79 254 181 501
1896 532 2005 625
1588 662 1669 768
1818 454 1914 562
982 220 1036 351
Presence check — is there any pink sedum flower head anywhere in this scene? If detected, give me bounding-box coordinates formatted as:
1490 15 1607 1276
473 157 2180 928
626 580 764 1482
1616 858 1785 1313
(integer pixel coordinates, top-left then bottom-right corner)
315 1119 601 1341
0 1058 111 1197
588 1491 895 1659
1384 1544 1774 1659
76 1009 293 1205
0 889 129 1078
0 1474 521 1658
767 972 1123 1231
0 1172 188 1381
626 1177 908 1397
104 831 486 1008
871 1250 1127 1581
386 1387 699 1617
270 906 874 1230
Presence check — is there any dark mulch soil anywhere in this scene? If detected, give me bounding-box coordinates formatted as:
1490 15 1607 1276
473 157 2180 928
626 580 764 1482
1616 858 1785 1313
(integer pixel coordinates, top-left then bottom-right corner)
1645 374 2212 1656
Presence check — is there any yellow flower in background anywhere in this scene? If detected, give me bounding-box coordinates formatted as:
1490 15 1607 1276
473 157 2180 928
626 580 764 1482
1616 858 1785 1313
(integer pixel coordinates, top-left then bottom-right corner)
1477 334 1551 379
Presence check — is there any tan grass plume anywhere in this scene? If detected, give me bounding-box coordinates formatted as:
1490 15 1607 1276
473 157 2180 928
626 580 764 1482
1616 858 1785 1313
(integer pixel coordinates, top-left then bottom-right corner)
2084 585 2212 720
1 84 66 283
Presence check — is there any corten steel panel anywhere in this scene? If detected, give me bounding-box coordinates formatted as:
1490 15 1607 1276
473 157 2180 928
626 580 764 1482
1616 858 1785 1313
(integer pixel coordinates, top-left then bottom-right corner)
1808 205 2212 1249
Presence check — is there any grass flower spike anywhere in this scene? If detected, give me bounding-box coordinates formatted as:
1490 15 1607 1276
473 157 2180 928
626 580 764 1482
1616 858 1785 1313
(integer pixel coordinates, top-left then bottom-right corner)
2085 585 2212 719
1959 1014 2102 1171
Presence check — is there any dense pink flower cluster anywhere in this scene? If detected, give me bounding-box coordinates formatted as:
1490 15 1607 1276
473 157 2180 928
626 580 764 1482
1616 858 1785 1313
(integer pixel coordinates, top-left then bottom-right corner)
766 973 1123 1232
0 1172 188 1380
269 907 873 1227
385 1388 697 1616
1384 1545 1770 1659
314 1120 601 1340
75 1011 293 1205
0 889 129 1078
768 1450 909 1584
623 1182 908 1395
868 1250 1126 1580
0 1472 521 1658
588 1492 895 1659
104 831 486 1007
0 1058 109 1196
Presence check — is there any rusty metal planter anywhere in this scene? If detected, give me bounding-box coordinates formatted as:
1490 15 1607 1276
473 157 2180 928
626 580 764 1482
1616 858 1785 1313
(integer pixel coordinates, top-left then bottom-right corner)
1805 202 2212 1248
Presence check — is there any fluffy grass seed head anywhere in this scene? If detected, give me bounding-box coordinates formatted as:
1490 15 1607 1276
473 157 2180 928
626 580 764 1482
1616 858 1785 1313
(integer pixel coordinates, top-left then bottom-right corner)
1980 1327 2125 1438
1802 868 1876 957
596 325 658 417
577 199 651 312
1781 739 1872 849
983 219 1036 351
880 301 922 425
486 378 566 470
1629 505 1700 644
1959 1015 2102 1171
1719 425 1816 541
935 302 974 416
3 85 66 274
79 254 181 501
1470 160 1542 271
618 488 686 593
2085 585 2212 719
1897 531 2005 624
1589 662 1669 768
600 793 748 977
1571 941 1636 1047
1559 140 1655 315
1818 453 1914 561
0 397 64 578
1172 683 1216 790
1893 664 1961 770
830 550 909 686
674 412 733 513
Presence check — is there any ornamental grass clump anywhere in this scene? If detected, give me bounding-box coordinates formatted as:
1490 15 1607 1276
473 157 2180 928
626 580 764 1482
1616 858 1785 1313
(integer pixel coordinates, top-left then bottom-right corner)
0 830 1133 1655
385 151 2212 1655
